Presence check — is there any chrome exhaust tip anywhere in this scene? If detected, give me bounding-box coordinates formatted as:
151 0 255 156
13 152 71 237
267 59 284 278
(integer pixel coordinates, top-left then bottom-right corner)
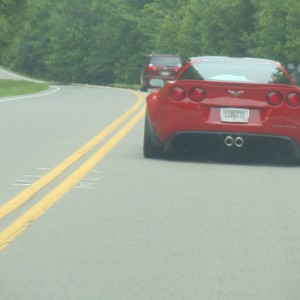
234 136 244 147
224 136 234 147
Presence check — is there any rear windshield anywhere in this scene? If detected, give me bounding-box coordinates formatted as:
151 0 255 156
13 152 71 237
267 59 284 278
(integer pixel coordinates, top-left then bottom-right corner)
150 56 182 67
179 59 292 85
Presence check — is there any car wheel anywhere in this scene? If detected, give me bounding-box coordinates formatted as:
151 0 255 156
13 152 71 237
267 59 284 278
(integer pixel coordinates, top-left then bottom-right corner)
140 85 147 92
143 112 164 158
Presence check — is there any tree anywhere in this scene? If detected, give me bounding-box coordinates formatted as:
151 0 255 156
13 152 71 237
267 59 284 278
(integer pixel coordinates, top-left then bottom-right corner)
284 0 300 64
241 0 300 65
44 0 94 82
153 0 205 60
4 0 300 84
199 0 255 57
0 0 28 64
85 0 142 84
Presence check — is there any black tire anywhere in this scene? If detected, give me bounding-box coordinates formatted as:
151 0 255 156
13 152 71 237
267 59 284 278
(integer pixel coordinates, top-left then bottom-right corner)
140 85 147 92
143 113 164 158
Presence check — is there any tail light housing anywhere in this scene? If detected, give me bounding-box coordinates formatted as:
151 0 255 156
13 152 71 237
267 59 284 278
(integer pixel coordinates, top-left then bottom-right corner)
145 64 157 72
189 87 206 102
174 66 181 73
286 92 300 107
169 86 186 101
266 91 283 106
169 86 207 102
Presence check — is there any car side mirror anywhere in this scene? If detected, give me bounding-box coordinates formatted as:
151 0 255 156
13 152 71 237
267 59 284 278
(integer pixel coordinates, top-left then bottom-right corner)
149 79 164 88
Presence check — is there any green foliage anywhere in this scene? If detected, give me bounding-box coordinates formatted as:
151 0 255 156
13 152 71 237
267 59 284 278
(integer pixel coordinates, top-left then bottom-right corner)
246 0 289 62
284 0 300 63
0 79 48 97
245 0 300 65
199 0 255 56
0 0 28 62
44 0 94 83
2 0 300 84
85 0 139 84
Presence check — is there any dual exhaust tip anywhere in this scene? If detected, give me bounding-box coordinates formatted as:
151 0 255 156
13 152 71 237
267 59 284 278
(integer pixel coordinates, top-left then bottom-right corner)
224 136 244 148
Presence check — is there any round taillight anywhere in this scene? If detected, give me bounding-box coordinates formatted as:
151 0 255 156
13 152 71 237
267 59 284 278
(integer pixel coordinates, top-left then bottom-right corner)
189 87 206 102
169 86 186 101
266 91 283 106
286 93 300 107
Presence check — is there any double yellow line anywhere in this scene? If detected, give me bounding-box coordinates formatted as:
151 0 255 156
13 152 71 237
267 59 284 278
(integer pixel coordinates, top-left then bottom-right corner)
0 90 145 250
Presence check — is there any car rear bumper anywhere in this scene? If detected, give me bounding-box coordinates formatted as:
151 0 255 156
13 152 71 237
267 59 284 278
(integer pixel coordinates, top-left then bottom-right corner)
163 131 300 159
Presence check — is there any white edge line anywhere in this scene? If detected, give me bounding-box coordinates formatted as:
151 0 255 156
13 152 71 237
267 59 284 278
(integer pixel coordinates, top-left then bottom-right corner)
0 85 60 103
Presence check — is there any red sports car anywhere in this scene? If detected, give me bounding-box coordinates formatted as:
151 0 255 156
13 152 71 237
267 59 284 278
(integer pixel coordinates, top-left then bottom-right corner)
143 56 300 162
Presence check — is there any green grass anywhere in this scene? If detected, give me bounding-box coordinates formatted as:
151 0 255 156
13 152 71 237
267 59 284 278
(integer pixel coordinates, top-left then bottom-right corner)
112 83 140 90
0 79 49 97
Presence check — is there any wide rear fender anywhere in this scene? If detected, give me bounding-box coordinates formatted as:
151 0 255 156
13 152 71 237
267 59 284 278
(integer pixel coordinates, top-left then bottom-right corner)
146 90 160 124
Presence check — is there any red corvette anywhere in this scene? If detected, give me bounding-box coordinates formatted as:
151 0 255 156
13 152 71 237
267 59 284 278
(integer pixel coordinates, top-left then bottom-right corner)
143 56 300 162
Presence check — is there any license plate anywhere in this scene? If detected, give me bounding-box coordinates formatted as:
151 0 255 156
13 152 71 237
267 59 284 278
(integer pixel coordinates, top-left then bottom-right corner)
221 108 249 123
160 71 170 76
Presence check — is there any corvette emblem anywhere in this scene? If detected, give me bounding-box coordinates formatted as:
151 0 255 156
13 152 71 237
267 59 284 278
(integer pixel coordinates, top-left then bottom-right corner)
228 90 245 97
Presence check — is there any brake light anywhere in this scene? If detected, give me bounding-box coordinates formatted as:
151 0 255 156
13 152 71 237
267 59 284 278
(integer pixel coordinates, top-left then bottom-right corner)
174 66 181 72
266 91 283 106
286 92 300 107
169 86 186 101
189 87 206 102
145 64 157 72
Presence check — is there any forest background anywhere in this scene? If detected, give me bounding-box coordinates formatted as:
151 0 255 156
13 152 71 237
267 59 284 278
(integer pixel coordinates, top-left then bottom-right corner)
0 0 299 85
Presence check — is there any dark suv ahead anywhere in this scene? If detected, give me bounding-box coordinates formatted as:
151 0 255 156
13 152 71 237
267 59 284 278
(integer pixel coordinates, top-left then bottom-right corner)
140 53 182 91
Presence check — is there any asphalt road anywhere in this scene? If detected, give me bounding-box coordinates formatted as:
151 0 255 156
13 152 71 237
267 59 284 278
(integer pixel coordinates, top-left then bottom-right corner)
0 82 300 300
